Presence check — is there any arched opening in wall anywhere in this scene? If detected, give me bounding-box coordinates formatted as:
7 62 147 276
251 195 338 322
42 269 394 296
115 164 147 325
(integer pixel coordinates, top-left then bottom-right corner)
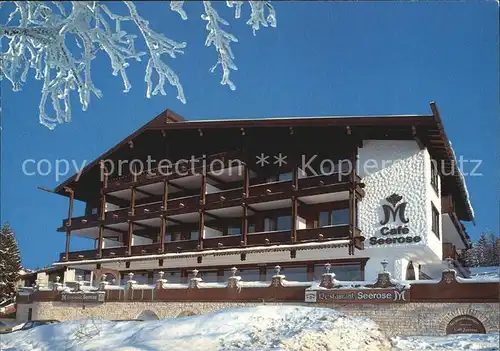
446 315 486 335
176 311 197 318
406 262 415 280
136 310 160 321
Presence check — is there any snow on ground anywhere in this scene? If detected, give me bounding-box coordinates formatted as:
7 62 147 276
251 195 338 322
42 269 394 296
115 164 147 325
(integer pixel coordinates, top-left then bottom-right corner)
2 306 498 350
469 266 500 281
0 305 391 351
392 333 500 350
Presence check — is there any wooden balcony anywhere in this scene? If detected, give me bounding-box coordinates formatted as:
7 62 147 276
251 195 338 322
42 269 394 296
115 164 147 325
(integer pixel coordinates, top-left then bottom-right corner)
442 242 470 277
61 173 363 231
105 151 243 192
296 225 354 242
59 226 358 262
203 235 242 249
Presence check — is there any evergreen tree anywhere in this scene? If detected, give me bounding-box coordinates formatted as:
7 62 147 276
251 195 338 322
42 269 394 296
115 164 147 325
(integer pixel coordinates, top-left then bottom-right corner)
0 223 22 304
488 233 500 266
463 245 479 267
496 237 500 266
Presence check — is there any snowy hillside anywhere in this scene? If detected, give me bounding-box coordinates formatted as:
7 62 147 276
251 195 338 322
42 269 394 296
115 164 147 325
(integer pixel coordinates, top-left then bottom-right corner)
0 306 391 351
469 266 500 281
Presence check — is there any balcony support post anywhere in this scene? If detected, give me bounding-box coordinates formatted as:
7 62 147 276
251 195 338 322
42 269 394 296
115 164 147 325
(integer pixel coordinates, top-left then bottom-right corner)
159 179 168 253
241 162 250 246
291 160 299 243
63 187 74 261
125 183 137 256
198 169 207 249
348 146 357 255
64 232 71 261
127 220 133 255
97 164 109 258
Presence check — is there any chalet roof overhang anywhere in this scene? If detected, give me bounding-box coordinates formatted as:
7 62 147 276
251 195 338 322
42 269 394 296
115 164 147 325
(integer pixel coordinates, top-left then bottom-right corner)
52 102 474 223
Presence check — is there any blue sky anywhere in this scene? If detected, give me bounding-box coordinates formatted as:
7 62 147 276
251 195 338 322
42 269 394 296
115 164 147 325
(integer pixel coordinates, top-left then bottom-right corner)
1 1 498 269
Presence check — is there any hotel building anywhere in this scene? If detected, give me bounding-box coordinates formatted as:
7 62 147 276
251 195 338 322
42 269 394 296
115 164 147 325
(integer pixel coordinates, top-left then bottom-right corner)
50 102 473 285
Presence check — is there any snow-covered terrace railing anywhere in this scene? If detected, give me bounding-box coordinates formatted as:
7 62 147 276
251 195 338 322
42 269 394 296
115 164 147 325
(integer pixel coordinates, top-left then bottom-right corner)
15 264 500 304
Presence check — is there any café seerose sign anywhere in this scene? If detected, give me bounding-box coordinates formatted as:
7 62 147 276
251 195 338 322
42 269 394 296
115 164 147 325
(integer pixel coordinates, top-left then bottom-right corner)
369 193 422 246
305 287 409 304
60 292 105 303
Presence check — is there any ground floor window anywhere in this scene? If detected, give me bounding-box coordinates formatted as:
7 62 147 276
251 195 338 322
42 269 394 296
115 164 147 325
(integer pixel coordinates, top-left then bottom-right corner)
238 268 260 281
196 270 218 283
266 266 308 281
164 270 181 284
313 264 362 281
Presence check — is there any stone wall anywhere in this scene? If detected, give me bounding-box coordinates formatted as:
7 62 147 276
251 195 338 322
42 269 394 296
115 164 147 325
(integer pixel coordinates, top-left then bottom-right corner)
18 300 499 338
334 302 499 337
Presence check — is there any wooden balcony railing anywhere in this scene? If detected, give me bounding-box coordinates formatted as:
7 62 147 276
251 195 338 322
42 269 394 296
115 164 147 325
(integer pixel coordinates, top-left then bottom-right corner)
249 181 291 197
105 208 129 221
61 172 361 231
203 235 242 249
106 151 244 191
247 230 291 246
60 226 356 262
205 188 243 205
298 173 352 188
442 242 470 276
164 239 199 253
296 225 352 242
442 242 460 261
102 246 128 258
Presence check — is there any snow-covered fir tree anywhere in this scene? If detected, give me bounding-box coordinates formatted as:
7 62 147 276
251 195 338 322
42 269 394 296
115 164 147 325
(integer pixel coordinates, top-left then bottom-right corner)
464 232 500 268
475 233 490 267
0 223 22 305
0 1 277 129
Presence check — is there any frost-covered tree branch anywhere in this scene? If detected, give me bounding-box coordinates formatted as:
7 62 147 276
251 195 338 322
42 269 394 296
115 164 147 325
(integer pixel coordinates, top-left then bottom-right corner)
0 1 276 129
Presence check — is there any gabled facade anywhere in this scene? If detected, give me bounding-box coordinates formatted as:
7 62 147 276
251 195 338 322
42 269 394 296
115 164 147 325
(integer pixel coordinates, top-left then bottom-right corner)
50 102 473 284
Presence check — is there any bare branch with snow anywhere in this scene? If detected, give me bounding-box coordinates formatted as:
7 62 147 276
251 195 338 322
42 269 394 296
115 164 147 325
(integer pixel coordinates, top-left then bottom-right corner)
0 1 277 129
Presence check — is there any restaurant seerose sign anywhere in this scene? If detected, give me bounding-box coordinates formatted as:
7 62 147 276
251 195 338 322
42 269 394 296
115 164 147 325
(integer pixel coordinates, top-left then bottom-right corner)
60 292 105 303
305 288 409 304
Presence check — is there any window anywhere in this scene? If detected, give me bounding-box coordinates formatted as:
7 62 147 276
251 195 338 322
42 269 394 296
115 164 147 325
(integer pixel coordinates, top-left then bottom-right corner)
164 270 181 284
266 175 278 183
188 230 199 240
248 223 256 233
332 208 349 225
431 204 440 238
238 269 260 281
165 231 181 242
266 266 308 282
319 211 330 227
431 161 439 193
264 218 275 231
227 225 241 236
197 270 218 282
267 172 293 183
317 208 349 227
313 264 361 281
276 215 291 231
320 162 334 175
278 172 293 181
